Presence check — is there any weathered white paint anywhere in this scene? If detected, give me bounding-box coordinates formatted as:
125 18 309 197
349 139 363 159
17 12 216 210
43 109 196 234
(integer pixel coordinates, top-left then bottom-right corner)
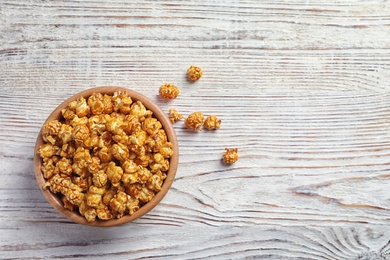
1 0 390 259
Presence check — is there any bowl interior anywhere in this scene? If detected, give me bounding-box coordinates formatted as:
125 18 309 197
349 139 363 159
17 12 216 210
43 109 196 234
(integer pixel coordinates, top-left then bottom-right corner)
34 86 178 227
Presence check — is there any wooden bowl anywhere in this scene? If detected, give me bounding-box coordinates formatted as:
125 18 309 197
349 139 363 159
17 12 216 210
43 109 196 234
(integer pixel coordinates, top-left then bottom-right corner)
34 87 179 227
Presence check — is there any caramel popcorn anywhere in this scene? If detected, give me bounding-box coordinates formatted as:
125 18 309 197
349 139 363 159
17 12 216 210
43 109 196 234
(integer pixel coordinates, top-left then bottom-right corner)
41 158 56 179
42 120 62 145
112 91 133 114
38 91 174 222
184 112 204 131
204 115 221 130
39 144 59 158
106 161 124 187
187 65 203 81
87 93 105 115
92 170 108 188
168 108 183 124
43 174 85 206
222 148 238 164
55 157 73 176
129 101 153 121
159 84 180 99
86 185 106 208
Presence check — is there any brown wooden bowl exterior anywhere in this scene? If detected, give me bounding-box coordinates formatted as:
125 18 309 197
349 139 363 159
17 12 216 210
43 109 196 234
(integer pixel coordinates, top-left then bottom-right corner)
34 87 179 227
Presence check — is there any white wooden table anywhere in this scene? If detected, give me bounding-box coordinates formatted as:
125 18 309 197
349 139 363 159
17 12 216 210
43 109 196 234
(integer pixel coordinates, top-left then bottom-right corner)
2 1 390 259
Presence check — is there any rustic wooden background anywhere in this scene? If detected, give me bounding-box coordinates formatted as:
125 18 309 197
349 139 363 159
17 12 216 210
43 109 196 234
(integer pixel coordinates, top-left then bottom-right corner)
1 0 390 259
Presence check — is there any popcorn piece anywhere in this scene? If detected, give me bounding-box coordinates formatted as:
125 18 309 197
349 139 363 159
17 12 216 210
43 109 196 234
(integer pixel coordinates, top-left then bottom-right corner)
61 107 76 121
150 153 169 173
159 146 173 159
204 115 222 130
110 191 128 218
129 101 152 121
147 174 163 192
86 186 106 208
102 94 114 114
72 124 90 147
126 183 142 200
138 186 155 203
96 203 114 220
102 186 117 206
84 209 97 222
92 170 108 188
159 84 180 99
87 93 105 115
126 197 140 215
111 143 130 162
97 146 114 163
99 131 113 148
122 114 141 134
72 176 91 191
39 143 59 158
41 120 62 144
122 160 139 185
142 117 162 136
184 112 204 131
88 114 109 135
41 158 56 179
58 124 73 144
168 108 183 124
60 143 76 159
79 200 97 223
75 97 91 118
106 161 123 187
128 130 147 147
137 166 152 184
222 148 239 164
44 174 85 206
69 115 88 128
84 134 99 149
72 147 91 177
87 156 101 175
112 91 133 114
106 116 123 135
187 65 203 81
55 157 73 176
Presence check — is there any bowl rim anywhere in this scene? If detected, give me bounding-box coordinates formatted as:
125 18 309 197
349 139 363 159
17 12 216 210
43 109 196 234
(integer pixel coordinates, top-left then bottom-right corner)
34 86 179 227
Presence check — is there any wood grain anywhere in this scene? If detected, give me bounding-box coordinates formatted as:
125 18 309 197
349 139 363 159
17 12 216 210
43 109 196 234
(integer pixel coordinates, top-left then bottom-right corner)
1 0 390 259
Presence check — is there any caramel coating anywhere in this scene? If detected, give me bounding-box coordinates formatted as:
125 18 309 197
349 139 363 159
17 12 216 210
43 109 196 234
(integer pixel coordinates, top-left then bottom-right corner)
159 84 180 99
168 108 183 124
184 112 204 131
204 115 221 130
187 65 203 81
38 91 173 222
222 148 239 164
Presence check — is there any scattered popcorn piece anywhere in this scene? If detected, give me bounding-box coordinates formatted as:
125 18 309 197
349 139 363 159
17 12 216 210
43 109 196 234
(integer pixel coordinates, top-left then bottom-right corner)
187 65 203 81
204 115 221 130
159 84 180 99
184 112 204 131
168 108 183 124
222 148 239 164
